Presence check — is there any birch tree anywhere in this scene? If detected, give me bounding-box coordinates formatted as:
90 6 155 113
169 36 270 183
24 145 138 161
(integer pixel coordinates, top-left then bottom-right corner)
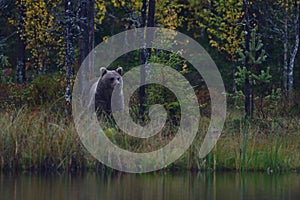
65 0 75 109
256 0 300 98
7 0 26 83
288 1 299 98
16 0 26 83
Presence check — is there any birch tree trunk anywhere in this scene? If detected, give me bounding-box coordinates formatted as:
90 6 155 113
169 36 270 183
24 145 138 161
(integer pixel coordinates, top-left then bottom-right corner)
283 6 288 94
256 1 298 98
16 0 26 84
287 2 299 99
16 32 26 84
65 0 75 109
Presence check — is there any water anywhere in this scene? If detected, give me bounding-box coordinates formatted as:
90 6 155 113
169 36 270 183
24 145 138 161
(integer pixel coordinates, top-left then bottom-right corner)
1 172 300 200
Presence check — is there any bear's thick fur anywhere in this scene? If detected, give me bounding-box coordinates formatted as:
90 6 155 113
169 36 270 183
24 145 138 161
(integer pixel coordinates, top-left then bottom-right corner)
87 67 124 115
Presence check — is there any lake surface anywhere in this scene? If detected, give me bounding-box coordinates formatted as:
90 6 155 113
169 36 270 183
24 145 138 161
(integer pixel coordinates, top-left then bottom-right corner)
1 172 300 200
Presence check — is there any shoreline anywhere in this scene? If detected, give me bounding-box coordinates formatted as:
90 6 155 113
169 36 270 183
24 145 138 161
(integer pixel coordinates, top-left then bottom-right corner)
1 107 299 173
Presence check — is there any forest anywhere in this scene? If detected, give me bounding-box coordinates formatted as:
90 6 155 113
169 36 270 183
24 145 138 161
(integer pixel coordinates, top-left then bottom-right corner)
0 0 300 172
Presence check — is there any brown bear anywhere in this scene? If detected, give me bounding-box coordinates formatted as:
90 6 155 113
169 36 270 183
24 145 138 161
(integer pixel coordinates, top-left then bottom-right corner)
87 67 124 115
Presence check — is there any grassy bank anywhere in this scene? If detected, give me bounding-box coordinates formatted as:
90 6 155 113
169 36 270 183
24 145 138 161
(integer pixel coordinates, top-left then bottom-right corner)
0 106 299 173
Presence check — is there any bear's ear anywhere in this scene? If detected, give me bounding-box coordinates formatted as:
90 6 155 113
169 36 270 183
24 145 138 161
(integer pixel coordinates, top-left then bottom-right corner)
100 67 107 77
116 67 123 75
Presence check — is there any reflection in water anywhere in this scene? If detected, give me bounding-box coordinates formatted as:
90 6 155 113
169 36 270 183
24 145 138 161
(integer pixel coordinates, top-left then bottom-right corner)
1 172 300 200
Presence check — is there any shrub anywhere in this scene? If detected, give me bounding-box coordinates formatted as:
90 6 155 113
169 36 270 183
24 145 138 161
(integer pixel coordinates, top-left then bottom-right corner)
7 72 66 108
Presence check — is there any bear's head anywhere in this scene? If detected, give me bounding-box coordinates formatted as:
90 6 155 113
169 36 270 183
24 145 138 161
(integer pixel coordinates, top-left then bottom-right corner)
99 67 123 90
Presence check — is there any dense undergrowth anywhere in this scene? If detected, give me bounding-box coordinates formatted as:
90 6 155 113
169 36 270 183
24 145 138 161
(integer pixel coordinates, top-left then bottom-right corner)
0 105 299 173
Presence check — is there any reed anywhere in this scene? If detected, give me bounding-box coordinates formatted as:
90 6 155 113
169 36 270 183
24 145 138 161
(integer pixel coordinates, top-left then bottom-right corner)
215 117 300 172
0 106 92 172
0 106 299 172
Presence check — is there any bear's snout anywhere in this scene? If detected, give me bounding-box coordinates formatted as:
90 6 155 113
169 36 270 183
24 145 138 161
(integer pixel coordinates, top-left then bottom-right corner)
115 81 122 89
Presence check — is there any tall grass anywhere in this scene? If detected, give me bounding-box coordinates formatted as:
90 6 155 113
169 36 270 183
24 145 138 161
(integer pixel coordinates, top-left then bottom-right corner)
215 117 300 172
0 106 299 172
0 106 96 172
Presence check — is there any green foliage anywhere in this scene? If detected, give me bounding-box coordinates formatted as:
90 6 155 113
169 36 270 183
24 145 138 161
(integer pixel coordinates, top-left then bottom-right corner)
146 50 188 122
0 55 12 83
0 0 298 118
149 50 187 73
230 29 281 117
155 0 185 29
234 66 271 87
0 54 10 67
227 90 245 111
237 29 267 66
9 0 64 71
8 73 65 107
195 0 244 60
